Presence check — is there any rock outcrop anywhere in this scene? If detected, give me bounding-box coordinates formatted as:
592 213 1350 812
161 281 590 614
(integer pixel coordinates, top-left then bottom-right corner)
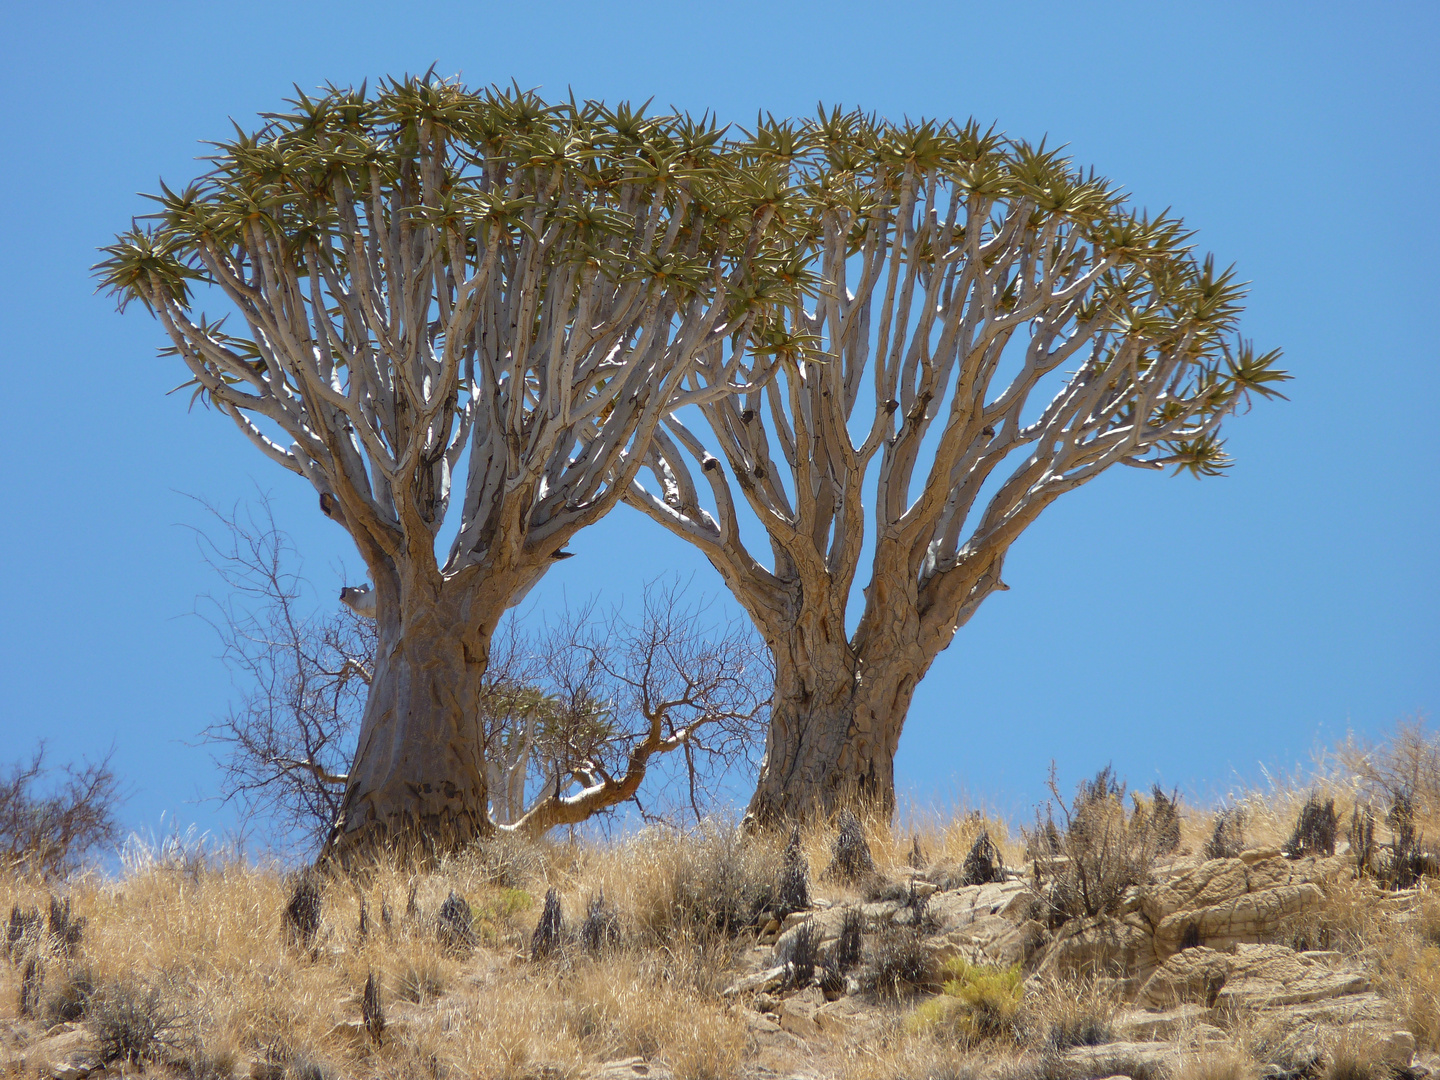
726 844 1425 1077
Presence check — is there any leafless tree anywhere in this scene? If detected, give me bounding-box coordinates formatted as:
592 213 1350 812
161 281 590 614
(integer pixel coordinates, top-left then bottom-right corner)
501 580 772 837
198 503 769 849
98 78 802 858
1 743 123 878
629 112 1288 822
1333 716 1440 824
195 498 373 852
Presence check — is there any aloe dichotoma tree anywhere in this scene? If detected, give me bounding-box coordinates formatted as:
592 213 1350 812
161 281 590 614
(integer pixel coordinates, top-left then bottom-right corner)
628 111 1288 823
98 79 800 859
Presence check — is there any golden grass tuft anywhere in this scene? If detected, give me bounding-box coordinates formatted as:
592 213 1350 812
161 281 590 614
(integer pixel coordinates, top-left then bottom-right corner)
1171 1047 1261 1080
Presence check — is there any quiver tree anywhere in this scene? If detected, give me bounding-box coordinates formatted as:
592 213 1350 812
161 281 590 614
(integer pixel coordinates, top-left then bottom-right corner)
98 78 801 859
629 111 1288 823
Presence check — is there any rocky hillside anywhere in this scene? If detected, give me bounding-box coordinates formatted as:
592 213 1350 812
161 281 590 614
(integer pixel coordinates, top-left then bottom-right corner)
2 765 1438 1080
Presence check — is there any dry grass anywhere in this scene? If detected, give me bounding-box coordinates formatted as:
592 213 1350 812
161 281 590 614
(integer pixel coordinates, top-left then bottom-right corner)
4 725 1440 1078
0 834 758 1078
1170 1047 1260 1080
892 804 1025 876
0 807 1018 1079
1017 975 1122 1052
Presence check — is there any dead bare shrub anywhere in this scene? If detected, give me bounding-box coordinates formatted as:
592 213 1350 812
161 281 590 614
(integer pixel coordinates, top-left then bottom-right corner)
1334 716 1440 826
1030 764 1166 925
648 826 778 941
859 926 936 999
0 742 122 878
89 977 187 1065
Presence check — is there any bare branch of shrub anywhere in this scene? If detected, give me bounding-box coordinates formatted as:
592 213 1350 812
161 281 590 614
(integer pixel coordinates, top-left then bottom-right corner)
0 742 122 878
196 501 771 849
1028 764 1166 925
500 580 772 837
192 498 372 853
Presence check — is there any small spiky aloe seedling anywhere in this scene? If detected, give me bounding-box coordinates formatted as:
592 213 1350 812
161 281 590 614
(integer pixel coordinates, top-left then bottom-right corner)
531 887 563 960
283 874 322 951
361 971 385 1044
437 891 476 955
824 810 874 883
962 830 1005 886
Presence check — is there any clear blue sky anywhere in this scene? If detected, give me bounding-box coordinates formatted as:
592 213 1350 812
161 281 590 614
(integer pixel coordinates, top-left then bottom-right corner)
1 1 1435 850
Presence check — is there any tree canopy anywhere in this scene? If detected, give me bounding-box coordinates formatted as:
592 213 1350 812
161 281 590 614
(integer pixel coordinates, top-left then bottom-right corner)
98 78 805 592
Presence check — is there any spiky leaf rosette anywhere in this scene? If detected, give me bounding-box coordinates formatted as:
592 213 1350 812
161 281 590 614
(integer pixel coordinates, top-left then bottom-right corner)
632 105 1287 691
97 78 806 599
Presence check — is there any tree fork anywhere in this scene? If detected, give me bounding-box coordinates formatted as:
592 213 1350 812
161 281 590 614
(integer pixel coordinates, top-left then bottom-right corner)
744 634 917 826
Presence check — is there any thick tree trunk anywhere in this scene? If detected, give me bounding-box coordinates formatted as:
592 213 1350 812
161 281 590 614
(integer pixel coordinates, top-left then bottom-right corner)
322 593 493 864
744 628 922 827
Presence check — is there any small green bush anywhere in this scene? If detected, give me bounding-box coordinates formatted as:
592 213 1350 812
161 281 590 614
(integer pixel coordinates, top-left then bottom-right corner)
907 960 1022 1045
